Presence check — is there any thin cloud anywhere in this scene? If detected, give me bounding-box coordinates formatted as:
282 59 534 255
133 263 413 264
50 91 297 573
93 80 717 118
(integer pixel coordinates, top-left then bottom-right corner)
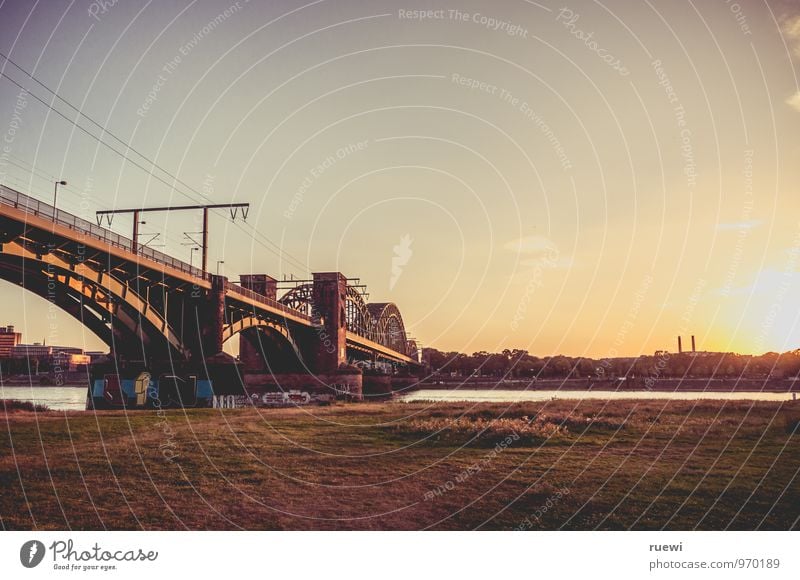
504 235 557 254
716 220 763 231
520 256 575 270
719 268 800 297
781 12 800 58
779 11 800 117
506 235 574 271
786 91 800 112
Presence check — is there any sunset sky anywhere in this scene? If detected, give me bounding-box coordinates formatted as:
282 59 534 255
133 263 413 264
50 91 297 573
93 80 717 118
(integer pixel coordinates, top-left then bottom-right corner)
1 0 799 358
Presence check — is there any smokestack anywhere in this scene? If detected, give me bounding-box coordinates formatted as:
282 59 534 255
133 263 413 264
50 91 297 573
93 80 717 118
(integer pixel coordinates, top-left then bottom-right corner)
678 336 682 354
691 335 696 353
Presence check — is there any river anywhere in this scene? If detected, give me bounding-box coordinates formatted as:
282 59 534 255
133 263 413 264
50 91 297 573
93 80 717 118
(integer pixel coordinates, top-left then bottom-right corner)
397 389 797 403
1 386 87 411
2 386 796 412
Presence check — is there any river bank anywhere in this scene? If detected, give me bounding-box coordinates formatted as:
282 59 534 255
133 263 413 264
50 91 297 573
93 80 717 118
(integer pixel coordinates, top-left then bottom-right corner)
2 380 799 413
409 376 800 392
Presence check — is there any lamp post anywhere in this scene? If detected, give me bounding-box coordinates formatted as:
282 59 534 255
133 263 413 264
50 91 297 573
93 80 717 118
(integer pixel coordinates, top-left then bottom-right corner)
216 260 225 275
53 180 67 210
189 247 199 268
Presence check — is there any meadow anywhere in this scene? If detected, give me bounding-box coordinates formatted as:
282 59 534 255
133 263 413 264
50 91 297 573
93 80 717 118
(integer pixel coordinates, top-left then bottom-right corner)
1 399 798 530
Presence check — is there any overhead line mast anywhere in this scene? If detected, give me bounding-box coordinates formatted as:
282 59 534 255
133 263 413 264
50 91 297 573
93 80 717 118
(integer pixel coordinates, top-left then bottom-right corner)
96 203 250 275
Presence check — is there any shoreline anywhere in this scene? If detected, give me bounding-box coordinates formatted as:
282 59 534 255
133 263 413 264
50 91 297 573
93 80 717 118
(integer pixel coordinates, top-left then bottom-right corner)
408 377 800 393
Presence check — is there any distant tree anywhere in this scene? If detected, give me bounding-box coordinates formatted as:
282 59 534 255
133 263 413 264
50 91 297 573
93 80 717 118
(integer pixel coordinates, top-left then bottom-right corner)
575 358 595 378
420 346 800 381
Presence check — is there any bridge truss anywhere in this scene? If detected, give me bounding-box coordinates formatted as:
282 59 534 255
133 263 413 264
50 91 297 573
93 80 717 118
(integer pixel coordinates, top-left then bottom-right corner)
0 184 417 367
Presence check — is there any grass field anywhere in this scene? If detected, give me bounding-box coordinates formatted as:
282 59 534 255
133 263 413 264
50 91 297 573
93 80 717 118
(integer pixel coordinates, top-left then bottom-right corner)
1 399 798 530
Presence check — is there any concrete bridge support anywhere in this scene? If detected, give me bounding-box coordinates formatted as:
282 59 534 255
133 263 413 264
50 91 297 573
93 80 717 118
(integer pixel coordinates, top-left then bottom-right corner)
240 274 278 299
197 274 226 359
238 274 278 369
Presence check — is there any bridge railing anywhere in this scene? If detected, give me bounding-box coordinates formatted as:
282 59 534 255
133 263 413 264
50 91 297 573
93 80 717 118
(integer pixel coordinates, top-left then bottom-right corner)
0 185 318 320
0 184 207 280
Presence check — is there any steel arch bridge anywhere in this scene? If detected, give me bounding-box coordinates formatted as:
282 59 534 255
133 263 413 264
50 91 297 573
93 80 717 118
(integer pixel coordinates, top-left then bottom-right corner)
278 284 408 352
0 185 418 374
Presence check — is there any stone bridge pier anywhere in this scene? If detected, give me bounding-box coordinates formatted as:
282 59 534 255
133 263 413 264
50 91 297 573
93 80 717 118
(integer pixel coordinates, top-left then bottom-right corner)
311 272 348 373
238 272 362 399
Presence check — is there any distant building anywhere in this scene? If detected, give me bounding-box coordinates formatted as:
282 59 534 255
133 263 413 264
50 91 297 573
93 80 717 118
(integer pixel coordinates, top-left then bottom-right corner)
55 353 91 372
85 351 109 364
10 343 89 372
10 344 84 357
10 343 52 358
0 325 22 357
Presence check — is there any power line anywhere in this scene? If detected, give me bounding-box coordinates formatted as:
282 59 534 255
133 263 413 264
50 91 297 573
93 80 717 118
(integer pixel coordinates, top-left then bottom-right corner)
1 154 83 199
0 160 191 250
1 156 55 183
10 51 312 275
0 53 311 275
2 157 252 257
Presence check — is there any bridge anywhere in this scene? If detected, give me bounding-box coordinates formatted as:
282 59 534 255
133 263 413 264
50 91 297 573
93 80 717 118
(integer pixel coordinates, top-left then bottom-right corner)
0 184 419 403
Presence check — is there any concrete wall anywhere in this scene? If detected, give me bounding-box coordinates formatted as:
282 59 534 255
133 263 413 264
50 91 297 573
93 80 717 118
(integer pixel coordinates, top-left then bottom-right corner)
363 373 392 400
243 368 363 399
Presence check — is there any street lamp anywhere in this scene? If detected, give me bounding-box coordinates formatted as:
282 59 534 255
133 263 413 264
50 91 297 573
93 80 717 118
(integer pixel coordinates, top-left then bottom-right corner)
216 260 225 275
53 180 67 209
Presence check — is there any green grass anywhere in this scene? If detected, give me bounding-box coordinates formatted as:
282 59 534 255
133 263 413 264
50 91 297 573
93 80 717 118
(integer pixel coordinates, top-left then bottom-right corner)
1 399 798 530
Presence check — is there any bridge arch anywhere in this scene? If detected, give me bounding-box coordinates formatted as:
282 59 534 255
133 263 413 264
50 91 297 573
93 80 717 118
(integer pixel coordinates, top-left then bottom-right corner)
345 285 372 339
0 244 188 358
277 284 411 356
0 257 115 345
222 315 299 352
367 303 409 355
226 317 306 372
278 283 314 316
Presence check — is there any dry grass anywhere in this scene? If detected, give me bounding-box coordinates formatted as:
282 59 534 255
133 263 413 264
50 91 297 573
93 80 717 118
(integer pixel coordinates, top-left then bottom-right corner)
392 415 569 444
1 399 50 413
1 399 798 530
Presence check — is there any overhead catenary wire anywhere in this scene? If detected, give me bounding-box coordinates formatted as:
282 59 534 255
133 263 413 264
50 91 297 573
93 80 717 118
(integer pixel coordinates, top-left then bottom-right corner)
0 52 307 271
0 52 311 276
0 160 194 251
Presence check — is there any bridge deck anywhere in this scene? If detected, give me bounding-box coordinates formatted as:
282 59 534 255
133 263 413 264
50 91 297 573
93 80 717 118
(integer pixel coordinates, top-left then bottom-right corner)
0 185 414 364
346 332 417 364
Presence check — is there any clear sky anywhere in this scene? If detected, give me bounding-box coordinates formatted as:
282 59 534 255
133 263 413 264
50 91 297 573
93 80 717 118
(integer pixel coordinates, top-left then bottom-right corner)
1 0 799 358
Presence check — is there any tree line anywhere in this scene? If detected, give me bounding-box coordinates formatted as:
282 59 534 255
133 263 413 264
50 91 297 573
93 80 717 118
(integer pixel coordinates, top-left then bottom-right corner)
422 348 800 380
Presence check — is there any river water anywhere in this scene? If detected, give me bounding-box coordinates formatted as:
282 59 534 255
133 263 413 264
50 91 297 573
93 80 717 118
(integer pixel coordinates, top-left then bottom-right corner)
1 386 796 411
397 389 797 403
1 386 87 411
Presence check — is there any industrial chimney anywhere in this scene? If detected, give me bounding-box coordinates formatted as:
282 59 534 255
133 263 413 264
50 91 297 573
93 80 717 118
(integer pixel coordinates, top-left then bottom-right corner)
691 335 696 353
678 336 682 354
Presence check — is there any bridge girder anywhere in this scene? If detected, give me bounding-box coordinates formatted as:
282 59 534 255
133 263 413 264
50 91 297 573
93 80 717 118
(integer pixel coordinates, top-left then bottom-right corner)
0 257 114 345
0 239 188 358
